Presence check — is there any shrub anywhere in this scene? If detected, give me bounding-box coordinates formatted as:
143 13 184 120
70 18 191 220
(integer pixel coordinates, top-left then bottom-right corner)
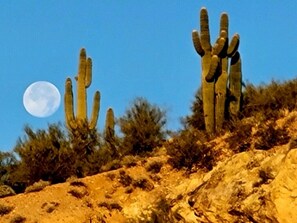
226 120 254 153
66 120 102 176
253 122 290 150
0 204 14 216
118 170 133 187
241 79 297 121
132 177 154 191
0 151 18 183
14 123 74 184
25 180 50 193
98 201 122 211
0 185 16 198
166 128 214 171
68 188 88 199
183 88 205 130
145 160 163 174
118 97 167 155
10 215 26 223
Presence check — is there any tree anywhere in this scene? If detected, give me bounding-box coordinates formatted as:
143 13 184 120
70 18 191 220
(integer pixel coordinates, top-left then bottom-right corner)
118 97 167 155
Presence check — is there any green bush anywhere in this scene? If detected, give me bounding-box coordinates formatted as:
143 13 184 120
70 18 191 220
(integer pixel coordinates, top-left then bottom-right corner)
118 97 167 155
183 89 205 130
241 79 297 120
253 122 290 150
14 123 74 184
166 128 214 171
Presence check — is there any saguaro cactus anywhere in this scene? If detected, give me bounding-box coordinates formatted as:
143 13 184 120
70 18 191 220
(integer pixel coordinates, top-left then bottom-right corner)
104 107 115 142
229 51 242 116
192 7 216 133
192 7 241 133
64 48 100 130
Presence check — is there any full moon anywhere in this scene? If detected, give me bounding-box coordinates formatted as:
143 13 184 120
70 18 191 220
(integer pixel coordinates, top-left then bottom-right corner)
23 81 61 118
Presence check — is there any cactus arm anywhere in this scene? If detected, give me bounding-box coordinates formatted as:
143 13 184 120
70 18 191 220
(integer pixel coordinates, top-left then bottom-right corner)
77 48 88 120
227 34 240 57
89 91 100 130
85 58 92 88
229 52 242 116
192 30 204 56
64 78 77 130
220 13 228 33
200 7 211 51
212 34 226 56
104 107 115 140
206 55 219 82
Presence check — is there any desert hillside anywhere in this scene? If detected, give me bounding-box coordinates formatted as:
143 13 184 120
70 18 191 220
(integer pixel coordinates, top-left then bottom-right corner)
1 112 297 223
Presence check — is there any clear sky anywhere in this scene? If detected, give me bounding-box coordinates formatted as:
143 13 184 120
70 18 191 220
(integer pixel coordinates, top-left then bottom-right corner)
0 1 296 151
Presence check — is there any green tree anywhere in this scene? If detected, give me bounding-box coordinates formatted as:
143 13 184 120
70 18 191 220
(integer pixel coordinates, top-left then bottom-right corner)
119 98 167 155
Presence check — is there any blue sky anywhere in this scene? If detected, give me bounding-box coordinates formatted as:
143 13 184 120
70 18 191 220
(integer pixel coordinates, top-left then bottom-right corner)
0 1 296 151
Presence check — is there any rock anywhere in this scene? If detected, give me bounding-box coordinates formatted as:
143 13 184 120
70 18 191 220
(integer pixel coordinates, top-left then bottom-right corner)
186 146 297 223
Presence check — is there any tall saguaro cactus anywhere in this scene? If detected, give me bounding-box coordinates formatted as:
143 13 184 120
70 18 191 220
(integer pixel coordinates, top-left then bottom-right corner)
64 48 100 130
192 7 242 133
192 7 216 133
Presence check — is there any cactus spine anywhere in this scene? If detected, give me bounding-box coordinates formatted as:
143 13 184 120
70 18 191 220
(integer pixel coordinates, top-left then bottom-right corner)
64 48 100 130
192 7 242 133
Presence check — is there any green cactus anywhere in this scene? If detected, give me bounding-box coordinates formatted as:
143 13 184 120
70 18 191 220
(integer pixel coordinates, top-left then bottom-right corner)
229 51 242 116
192 7 216 133
192 7 241 133
64 48 100 130
104 107 115 142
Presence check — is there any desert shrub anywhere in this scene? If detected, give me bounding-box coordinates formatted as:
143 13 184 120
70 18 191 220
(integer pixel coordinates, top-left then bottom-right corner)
10 215 26 223
132 177 154 191
0 152 18 183
118 170 133 187
41 201 59 213
166 128 214 171
0 204 14 216
226 120 254 153
0 151 23 193
68 187 88 199
98 201 123 211
253 122 290 150
145 161 163 174
14 123 74 185
183 88 205 130
69 180 87 188
24 180 50 193
66 120 103 177
0 185 16 198
120 155 140 167
100 159 122 172
241 79 297 120
118 97 167 155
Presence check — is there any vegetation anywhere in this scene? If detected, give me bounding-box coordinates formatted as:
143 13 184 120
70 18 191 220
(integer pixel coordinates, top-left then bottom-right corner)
192 7 241 133
118 97 167 155
166 128 214 171
1 37 296 195
0 204 14 216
